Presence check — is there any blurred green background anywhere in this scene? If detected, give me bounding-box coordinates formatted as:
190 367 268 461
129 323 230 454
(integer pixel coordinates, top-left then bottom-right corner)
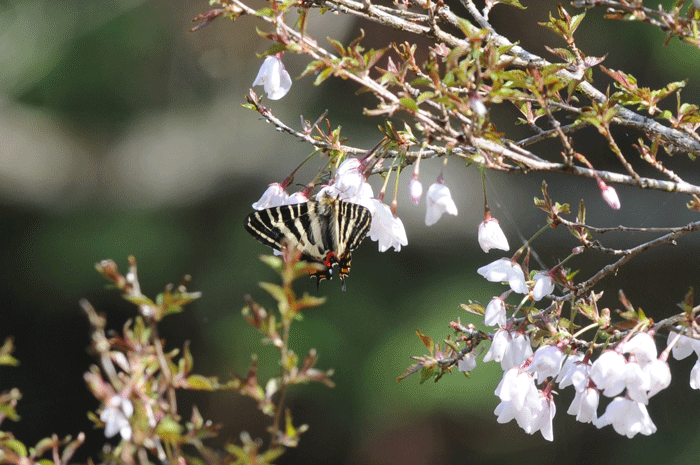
2 0 700 463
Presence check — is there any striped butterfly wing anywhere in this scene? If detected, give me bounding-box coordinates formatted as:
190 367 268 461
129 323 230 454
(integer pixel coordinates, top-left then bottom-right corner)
244 197 371 290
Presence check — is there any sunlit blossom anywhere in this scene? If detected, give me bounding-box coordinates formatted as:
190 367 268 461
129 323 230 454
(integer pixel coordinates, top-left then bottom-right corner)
590 351 627 397
477 258 528 294
495 369 555 441
531 271 555 301
100 395 133 441
527 345 565 383
409 178 423 205
484 296 506 327
425 182 458 226
567 387 599 424
484 329 533 371
556 353 589 392
621 333 657 364
368 199 408 252
285 191 308 204
595 397 656 438
252 55 292 100
496 368 538 411
478 217 509 253
458 353 477 373
691 360 700 389
667 330 700 360
252 183 288 210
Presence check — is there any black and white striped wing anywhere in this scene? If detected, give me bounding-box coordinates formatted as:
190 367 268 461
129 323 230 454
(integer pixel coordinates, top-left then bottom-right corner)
243 197 372 289
244 202 325 260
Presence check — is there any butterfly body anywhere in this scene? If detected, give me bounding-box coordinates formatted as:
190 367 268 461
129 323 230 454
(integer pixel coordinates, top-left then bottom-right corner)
244 195 372 290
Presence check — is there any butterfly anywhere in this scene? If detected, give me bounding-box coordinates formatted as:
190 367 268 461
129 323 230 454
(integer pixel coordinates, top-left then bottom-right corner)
244 195 372 290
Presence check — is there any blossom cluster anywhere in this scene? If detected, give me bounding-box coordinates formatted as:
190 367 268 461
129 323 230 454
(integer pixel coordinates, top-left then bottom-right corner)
446 213 699 441
465 240 690 441
472 330 676 440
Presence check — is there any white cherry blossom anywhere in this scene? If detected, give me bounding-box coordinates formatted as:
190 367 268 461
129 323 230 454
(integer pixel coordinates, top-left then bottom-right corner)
621 333 657 364
477 258 528 294
483 329 533 371
557 354 591 392
567 387 599 423
595 397 656 438
484 297 506 327
285 191 308 204
531 271 555 301
527 345 565 383
478 217 510 253
691 360 700 389
252 55 292 100
252 183 288 209
425 182 457 226
590 351 627 397
667 330 700 360
409 178 423 205
458 353 477 373
101 395 133 440
368 199 407 252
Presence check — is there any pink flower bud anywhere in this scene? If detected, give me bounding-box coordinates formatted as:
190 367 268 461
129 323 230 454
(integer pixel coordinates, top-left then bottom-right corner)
598 181 620 210
409 178 423 205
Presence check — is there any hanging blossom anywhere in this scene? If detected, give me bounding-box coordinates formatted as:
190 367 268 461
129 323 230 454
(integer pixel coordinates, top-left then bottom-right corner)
286 191 308 205
478 217 509 253
425 182 458 226
594 397 656 438
368 199 408 252
252 183 288 210
477 258 528 294
667 329 700 389
587 334 671 437
531 271 556 301
483 328 533 371
527 345 565 383
458 352 477 373
619 333 671 403
568 387 600 424
318 158 407 252
100 395 134 441
597 179 621 210
409 177 423 205
557 352 589 392
494 368 556 441
483 296 506 327
556 353 599 424
252 55 292 100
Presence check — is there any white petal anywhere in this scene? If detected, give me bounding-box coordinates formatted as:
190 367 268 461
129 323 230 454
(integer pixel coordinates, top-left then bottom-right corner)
478 218 510 252
425 182 458 226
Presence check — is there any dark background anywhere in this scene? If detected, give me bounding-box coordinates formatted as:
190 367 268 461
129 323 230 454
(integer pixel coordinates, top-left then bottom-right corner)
2 0 700 463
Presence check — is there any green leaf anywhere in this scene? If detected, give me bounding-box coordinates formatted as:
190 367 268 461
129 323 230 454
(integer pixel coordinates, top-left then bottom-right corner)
314 67 334 86
254 7 274 17
399 97 418 111
416 91 436 104
0 403 20 422
419 365 435 384
155 415 184 439
186 374 217 391
2 438 27 457
496 0 525 9
259 282 288 308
